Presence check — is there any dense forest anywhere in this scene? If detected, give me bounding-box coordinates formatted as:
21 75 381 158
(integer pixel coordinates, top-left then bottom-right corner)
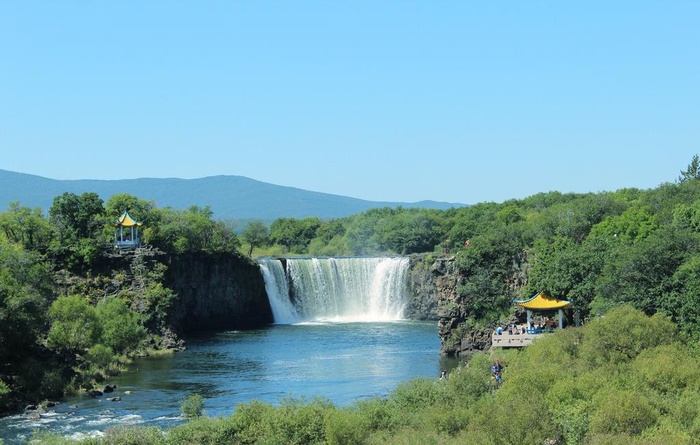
3 157 700 443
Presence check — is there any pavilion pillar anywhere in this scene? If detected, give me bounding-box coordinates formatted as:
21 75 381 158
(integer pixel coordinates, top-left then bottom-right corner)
527 310 532 329
558 309 563 329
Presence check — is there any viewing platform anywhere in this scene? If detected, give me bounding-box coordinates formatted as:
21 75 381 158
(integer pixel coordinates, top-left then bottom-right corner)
491 328 554 348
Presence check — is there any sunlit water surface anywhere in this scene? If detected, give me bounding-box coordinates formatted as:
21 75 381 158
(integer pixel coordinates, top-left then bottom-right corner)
0 321 455 443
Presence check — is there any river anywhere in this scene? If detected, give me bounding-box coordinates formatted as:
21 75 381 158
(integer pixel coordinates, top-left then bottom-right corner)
0 321 454 443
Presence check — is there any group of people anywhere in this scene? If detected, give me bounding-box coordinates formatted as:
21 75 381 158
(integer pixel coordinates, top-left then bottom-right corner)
438 361 504 383
492 360 503 383
495 324 527 335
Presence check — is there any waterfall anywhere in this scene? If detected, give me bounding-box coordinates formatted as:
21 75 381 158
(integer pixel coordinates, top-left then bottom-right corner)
258 257 410 324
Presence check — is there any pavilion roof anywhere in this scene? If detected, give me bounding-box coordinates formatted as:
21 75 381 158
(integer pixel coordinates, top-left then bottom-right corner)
113 210 142 228
514 291 572 310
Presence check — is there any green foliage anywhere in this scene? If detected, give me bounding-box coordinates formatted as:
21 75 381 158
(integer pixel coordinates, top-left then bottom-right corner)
47 295 101 353
146 206 240 254
241 220 269 257
0 380 10 407
47 192 108 269
138 281 175 330
269 217 322 253
181 393 204 418
325 408 370 445
49 192 105 241
95 297 146 354
387 377 443 421
85 344 114 369
678 154 700 183
588 389 658 435
226 397 332 445
579 305 677 367
0 238 52 395
0 202 54 251
100 426 166 445
104 193 158 224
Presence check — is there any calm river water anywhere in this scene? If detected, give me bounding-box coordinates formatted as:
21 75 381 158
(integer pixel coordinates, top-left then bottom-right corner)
0 320 455 443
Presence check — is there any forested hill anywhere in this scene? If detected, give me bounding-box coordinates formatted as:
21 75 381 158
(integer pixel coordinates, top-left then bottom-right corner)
0 169 464 220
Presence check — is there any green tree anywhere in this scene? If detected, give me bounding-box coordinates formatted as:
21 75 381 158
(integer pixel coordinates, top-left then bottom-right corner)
380 209 442 254
47 295 101 354
0 238 53 410
104 193 157 222
48 192 107 269
147 206 240 254
593 228 688 314
269 217 321 253
49 192 105 241
96 298 146 354
241 221 270 257
678 154 700 183
579 305 677 367
0 202 54 251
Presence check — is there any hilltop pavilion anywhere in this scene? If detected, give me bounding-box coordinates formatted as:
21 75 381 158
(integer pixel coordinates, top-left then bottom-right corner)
113 210 142 249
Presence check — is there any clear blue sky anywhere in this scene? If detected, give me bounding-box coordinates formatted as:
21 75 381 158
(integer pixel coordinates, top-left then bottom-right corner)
1 2 698 204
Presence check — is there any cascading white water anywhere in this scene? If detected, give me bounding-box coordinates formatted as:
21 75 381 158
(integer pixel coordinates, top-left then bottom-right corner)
258 257 410 324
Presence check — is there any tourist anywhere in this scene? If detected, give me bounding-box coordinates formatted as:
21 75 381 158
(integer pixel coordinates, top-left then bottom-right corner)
492 360 503 383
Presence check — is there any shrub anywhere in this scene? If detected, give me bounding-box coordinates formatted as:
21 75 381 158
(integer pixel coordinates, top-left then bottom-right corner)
588 389 658 436
96 298 146 354
325 408 370 445
354 398 397 432
0 380 9 405
270 396 333 445
180 393 204 418
228 399 278 442
444 353 493 404
389 378 441 411
85 344 114 369
101 426 166 445
579 305 677 367
425 404 471 437
166 416 233 445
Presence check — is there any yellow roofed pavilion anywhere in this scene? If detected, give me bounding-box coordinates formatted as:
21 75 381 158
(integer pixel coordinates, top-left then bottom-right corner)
514 291 572 310
514 291 572 332
113 211 143 228
113 210 142 248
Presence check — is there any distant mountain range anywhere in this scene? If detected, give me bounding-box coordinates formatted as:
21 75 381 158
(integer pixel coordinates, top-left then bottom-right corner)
0 169 466 221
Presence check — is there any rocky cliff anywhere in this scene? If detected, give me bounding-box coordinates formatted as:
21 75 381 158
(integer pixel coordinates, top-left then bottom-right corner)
405 254 452 320
406 253 503 356
164 252 273 335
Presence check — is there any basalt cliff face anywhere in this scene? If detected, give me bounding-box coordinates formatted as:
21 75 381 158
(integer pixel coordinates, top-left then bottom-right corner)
164 252 273 335
406 254 496 356
405 254 451 321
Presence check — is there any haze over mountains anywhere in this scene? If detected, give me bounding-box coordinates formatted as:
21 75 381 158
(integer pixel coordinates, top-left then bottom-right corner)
0 169 465 221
